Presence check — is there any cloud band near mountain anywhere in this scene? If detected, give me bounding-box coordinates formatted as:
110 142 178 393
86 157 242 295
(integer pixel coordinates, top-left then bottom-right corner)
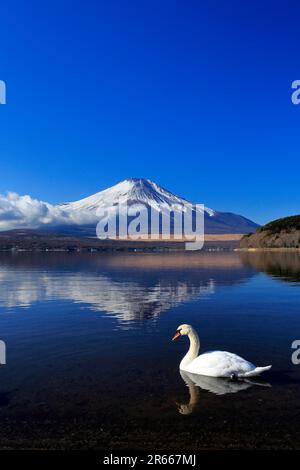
0 192 96 231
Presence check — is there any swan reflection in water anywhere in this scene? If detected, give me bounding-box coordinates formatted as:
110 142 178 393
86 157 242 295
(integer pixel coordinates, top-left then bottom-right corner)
176 370 271 415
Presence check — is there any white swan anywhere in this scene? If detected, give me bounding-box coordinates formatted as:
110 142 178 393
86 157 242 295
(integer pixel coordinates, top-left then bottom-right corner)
172 324 272 378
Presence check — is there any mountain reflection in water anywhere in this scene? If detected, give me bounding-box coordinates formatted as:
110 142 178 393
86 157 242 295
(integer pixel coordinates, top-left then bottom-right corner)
0 252 256 323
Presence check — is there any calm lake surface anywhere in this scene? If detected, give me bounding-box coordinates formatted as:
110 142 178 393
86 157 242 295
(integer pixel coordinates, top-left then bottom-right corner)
0 251 300 449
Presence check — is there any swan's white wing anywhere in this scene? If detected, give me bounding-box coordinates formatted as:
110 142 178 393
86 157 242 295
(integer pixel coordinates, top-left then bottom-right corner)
181 351 256 377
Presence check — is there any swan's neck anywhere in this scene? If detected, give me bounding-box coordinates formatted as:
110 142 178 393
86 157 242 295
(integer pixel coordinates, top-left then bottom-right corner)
180 329 200 369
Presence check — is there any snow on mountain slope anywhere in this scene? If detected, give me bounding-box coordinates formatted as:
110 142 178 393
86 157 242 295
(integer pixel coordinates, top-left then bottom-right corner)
0 178 258 233
58 178 258 234
60 178 215 216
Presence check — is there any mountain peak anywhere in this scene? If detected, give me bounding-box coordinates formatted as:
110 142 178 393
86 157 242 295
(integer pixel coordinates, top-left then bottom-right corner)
124 177 150 183
61 177 196 213
59 178 259 234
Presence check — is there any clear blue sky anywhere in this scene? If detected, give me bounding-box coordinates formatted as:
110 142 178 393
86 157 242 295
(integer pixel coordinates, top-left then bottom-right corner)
0 0 299 224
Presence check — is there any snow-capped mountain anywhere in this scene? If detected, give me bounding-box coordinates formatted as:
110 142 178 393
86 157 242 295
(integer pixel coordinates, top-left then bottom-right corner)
60 177 214 216
59 178 258 234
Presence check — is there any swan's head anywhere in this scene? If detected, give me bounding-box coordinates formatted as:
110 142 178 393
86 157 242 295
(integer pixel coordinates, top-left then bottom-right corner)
172 324 192 341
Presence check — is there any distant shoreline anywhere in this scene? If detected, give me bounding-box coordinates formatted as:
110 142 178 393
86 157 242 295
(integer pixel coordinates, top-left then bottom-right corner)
236 247 300 252
0 230 244 253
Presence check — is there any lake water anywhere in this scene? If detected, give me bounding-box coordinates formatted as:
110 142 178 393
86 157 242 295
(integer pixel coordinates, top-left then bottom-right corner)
0 251 299 450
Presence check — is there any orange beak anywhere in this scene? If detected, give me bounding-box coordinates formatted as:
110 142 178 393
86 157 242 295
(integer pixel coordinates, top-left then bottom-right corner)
172 331 181 341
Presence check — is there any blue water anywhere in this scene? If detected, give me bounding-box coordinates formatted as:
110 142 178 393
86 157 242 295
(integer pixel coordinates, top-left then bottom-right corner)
0 251 299 449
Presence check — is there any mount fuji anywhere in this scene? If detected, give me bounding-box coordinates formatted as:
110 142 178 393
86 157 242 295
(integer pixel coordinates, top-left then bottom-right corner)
58 178 258 235
0 178 259 235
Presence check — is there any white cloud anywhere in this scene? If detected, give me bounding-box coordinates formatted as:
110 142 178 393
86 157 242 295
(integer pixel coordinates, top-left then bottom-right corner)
0 192 97 231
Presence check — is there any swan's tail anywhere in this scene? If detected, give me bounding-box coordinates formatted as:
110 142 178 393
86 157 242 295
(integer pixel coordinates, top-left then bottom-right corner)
244 365 272 378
